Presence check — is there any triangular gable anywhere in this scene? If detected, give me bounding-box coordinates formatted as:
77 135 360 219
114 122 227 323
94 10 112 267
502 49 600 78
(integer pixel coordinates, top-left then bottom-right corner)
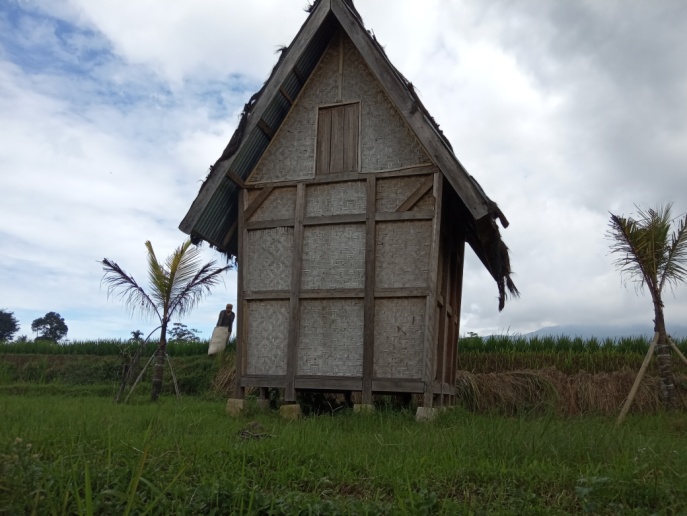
247 31 432 185
180 0 494 247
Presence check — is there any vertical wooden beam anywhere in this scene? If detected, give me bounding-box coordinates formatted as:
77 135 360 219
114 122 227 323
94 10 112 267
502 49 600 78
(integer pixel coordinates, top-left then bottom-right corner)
234 189 246 399
337 30 344 102
285 183 306 401
437 237 453 406
434 223 448 406
362 176 376 404
422 172 443 408
449 239 465 400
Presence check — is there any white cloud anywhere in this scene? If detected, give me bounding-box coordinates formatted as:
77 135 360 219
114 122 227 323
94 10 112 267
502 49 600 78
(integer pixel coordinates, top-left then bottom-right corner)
1 0 686 341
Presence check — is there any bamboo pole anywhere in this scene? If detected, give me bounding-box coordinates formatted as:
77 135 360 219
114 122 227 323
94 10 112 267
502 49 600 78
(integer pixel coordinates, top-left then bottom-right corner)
617 332 659 426
166 354 181 400
667 337 687 367
125 351 157 404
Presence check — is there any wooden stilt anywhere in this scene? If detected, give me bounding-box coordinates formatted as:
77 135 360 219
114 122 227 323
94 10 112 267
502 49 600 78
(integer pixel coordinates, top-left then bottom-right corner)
617 332 658 426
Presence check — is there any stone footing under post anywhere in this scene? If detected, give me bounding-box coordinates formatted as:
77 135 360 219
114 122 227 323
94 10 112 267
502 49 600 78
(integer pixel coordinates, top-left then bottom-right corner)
415 407 439 422
353 403 375 413
279 404 302 420
226 398 244 417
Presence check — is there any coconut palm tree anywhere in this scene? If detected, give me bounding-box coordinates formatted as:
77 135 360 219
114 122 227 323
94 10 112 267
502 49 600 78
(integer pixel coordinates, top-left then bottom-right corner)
607 204 687 408
101 240 231 401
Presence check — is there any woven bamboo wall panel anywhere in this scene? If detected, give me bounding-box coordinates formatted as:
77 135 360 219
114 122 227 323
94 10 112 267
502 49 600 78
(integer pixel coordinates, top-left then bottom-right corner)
341 37 431 172
248 37 338 184
249 187 296 222
301 224 365 289
245 300 289 375
244 227 293 291
375 221 431 288
376 176 435 213
297 299 364 376
305 181 366 217
373 298 425 379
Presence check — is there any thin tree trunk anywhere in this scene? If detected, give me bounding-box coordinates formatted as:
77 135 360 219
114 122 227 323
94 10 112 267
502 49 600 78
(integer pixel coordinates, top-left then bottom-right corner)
151 322 167 401
653 297 676 409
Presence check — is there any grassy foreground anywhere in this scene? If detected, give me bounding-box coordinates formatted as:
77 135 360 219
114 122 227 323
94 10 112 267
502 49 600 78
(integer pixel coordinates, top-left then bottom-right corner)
1 395 686 514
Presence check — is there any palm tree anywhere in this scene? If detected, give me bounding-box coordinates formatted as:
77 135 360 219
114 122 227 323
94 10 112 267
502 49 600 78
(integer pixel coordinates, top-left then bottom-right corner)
607 204 687 408
101 240 231 401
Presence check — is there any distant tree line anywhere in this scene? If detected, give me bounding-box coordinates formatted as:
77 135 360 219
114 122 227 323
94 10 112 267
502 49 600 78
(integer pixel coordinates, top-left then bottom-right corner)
0 309 68 343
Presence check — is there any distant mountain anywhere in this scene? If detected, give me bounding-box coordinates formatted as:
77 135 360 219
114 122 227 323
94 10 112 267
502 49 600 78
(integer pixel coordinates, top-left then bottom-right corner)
525 324 687 340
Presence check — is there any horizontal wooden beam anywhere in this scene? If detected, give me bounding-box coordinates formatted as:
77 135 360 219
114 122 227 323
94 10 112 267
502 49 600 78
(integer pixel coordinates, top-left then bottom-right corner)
362 164 438 178
374 287 428 298
245 218 295 231
303 213 365 226
371 379 424 393
301 289 364 299
240 375 287 388
244 290 291 300
375 211 434 222
295 377 362 391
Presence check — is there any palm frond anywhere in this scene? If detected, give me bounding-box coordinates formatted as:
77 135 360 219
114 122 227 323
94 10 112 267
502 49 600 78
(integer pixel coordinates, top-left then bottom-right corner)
660 210 687 292
145 241 169 311
167 261 232 320
100 258 161 322
607 213 656 293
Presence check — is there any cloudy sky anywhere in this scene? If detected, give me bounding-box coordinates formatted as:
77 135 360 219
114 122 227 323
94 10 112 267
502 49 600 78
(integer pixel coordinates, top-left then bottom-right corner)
1 0 686 341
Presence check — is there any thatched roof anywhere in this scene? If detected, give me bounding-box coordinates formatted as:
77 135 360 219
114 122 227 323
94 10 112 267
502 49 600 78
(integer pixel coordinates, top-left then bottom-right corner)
179 0 518 310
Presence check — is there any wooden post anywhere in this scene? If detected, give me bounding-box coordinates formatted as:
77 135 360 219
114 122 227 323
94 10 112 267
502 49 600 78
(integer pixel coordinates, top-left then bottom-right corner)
617 332 658 426
422 171 443 408
285 183 306 402
362 177 376 404
234 189 246 399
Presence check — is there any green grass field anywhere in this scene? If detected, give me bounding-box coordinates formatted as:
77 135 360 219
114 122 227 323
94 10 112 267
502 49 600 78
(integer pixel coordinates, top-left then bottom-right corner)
2 395 687 514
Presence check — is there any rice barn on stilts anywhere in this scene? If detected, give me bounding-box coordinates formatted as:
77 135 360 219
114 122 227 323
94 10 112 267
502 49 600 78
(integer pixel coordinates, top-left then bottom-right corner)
179 0 518 413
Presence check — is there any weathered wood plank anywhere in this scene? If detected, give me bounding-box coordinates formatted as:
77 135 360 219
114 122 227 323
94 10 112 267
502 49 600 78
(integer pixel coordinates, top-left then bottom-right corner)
303 213 366 226
300 289 364 299
245 218 295 231
374 287 428 298
225 169 245 189
330 106 345 173
257 119 275 139
234 188 246 398
422 171 443 407
395 176 433 212
240 375 287 388
343 103 359 172
285 183 306 401
331 0 488 219
366 164 437 177
295 377 363 391
371 379 424 393
279 86 294 106
316 107 332 175
375 211 434 222
244 290 291 300
244 186 274 222
362 176 376 404
179 0 332 233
